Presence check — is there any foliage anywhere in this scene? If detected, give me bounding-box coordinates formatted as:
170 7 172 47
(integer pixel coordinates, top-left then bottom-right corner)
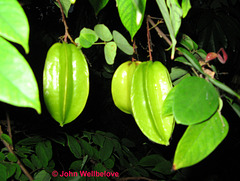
0 0 41 113
0 0 240 180
0 131 185 181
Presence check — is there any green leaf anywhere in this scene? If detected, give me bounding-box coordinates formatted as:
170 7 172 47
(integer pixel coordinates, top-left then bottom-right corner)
44 140 52 161
179 34 198 51
153 162 172 175
16 136 44 146
226 97 240 118
48 134 66 146
104 42 117 65
82 131 92 142
162 86 176 117
0 0 29 53
69 160 82 171
5 163 16 179
103 158 114 169
195 49 207 60
208 77 240 100
177 47 204 74
88 0 109 15
14 164 21 180
0 164 7 181
31 154 42 169
116 0 146 39
6 153 17 162
167 0 182 37
36 142 49 168
172 72 191 86
173 76 219 125
0 152 5 161
99 139 114 162
135 166 149 177
122 146 138 165
170 67 188 81
19 174 28 181
121 138 135 148
92 134 105 148
55 0 71 18
156 0 177 59
92 147 100 160
139 154 166 167
66 134 82 159
94 162 106 172
174 56 192 66
22 158 35 170
79 28 98 48
0 37 41 113
181 0 191 18
79 138 93 157
112 30 133 55
0 133 12 145
81 155 88 171
34 170 51 181
173 112 229 170
15 147 33 155
94 24 112 41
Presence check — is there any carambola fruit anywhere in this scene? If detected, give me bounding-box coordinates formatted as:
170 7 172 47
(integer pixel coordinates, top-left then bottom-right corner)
43 42 89 126
131 61 174 145
111 61 141 114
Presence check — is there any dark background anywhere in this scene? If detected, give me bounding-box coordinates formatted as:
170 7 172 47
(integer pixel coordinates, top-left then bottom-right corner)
1 0 240 180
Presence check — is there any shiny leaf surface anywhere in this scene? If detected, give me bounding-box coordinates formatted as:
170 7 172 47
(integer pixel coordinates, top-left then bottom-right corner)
0 0 29 53
173 112 228 170
116 0 146 39
173 76 219 125
0 37 41 113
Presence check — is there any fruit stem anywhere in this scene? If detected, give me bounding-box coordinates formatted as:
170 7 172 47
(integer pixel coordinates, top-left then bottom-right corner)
56 0 77 46
132 40 137 62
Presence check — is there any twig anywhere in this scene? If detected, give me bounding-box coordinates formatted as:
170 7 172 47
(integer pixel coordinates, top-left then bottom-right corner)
6 112 13 150
146 17 153 61
56 0 77 45
147 15 172 47
116 177 157 181
0 126 33 181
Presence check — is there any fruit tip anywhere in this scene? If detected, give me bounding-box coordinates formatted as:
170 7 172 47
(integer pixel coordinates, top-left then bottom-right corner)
171 164 177 171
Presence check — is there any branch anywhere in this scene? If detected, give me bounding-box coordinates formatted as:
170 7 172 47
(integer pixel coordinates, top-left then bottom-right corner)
0 126 34 181
146 17 153 61
6 112 13 150
147 16 172 47
56 0 77 45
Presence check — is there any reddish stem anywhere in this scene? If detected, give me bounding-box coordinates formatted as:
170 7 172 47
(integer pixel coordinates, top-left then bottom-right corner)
146 17 153 61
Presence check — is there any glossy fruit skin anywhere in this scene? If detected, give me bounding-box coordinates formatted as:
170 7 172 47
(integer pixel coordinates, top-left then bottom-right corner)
131 61 174 145
43 42 89 126
70 0 76 4
111 61 141 114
